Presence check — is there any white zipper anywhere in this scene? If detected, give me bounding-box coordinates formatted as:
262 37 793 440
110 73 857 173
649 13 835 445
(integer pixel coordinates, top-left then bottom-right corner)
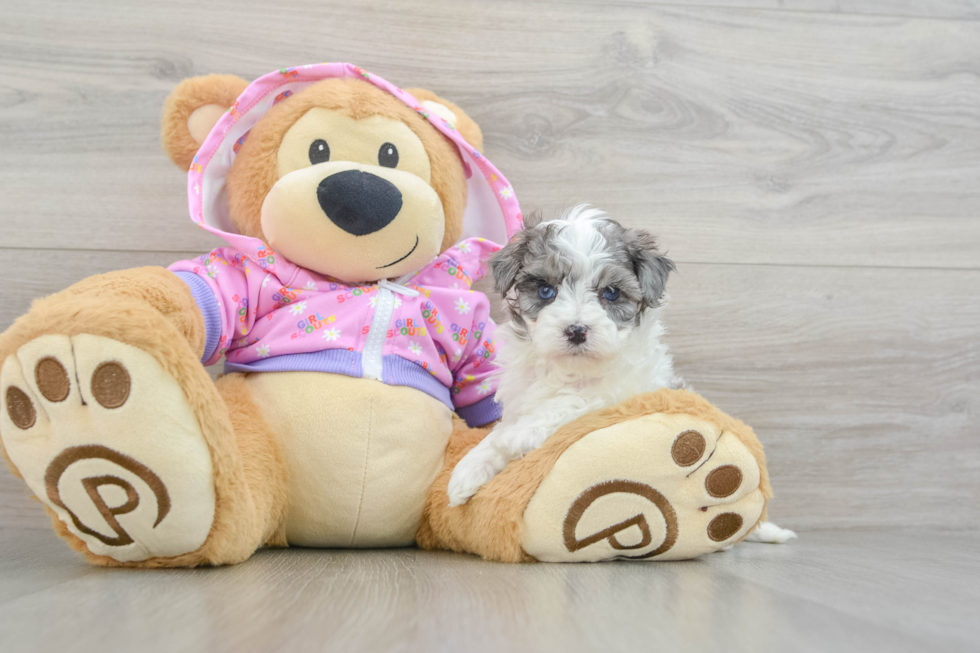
361 278 419 381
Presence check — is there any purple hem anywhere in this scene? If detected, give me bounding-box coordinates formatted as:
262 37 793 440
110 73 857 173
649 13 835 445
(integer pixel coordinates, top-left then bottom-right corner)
224 348 363 379
455 394 502 427
173 271 221 364
382 355 453 409
223 351 454 411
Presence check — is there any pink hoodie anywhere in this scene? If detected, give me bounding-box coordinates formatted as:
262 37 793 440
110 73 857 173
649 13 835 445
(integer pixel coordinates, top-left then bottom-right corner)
167 63 523 427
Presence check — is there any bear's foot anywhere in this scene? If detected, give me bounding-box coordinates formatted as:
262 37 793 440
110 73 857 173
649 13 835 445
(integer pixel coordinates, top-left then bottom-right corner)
522 411 765 562
1 335 215 563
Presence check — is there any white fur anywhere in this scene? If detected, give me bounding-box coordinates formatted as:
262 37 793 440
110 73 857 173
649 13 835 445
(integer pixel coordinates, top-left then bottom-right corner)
447 208 676 506
744 521 798 544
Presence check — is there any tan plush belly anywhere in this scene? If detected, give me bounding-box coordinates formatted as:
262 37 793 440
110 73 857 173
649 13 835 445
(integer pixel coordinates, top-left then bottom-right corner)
244 372 452 547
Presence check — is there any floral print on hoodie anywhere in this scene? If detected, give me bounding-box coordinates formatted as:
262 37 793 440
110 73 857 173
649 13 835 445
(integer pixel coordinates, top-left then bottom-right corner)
170 238 501 426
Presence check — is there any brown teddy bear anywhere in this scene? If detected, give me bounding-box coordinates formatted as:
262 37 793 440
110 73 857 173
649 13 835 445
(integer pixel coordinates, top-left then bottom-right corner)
0 64 771 566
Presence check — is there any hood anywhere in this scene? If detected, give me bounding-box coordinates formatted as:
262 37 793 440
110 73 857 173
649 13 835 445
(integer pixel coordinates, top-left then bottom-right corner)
186 63 523 277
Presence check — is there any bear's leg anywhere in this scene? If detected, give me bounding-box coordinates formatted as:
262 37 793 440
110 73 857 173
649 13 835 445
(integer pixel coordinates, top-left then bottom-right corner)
416 418 503 557
418 390 772 562
211 373 290 553
0 272 286 567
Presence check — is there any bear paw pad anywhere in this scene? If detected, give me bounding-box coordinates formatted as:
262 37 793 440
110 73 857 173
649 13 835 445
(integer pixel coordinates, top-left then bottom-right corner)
522 412 765 562
1 335 215 562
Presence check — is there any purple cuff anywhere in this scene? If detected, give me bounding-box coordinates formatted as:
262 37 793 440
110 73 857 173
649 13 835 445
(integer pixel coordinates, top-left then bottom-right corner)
173 271 221 364
455 394 502 427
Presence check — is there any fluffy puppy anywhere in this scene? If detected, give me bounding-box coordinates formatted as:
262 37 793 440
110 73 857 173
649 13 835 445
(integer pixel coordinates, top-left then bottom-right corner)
447 205 681 506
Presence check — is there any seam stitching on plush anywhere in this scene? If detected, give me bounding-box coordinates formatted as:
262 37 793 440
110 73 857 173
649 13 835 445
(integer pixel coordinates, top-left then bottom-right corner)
687 442 718 478
349 386 375 546
67 337 87 406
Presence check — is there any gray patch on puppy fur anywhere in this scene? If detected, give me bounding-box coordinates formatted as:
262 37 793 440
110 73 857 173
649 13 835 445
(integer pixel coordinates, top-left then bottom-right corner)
491 222 564 332
491 207 674 337
597 220 676 310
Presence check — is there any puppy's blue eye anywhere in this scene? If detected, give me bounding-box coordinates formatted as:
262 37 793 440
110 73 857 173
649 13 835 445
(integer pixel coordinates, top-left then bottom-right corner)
538 285 556 300
602 287 621 302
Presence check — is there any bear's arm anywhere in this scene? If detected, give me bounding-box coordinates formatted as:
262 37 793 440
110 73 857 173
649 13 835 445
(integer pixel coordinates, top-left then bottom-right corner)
167 249 261 366
450 296 503 428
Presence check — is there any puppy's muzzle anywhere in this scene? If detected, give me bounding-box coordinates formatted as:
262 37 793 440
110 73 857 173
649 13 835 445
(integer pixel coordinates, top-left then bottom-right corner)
565 324 589 345
317 170 403 236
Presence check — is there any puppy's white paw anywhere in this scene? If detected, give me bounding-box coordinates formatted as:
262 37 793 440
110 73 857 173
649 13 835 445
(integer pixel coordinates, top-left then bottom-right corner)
493 424 549 455
447 446 507 507
744 521 798 544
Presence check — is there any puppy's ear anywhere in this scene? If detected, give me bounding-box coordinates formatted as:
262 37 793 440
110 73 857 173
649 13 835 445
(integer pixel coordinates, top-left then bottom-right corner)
491 231 531 296
161 74 249 170
625 229 676 308
522 209 544 229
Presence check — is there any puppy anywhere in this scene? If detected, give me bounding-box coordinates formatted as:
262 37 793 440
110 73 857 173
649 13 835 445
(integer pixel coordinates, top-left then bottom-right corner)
446 205 798 545
447 205 680 506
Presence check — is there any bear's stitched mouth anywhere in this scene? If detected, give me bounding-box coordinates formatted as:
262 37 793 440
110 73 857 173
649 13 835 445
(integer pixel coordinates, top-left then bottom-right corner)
376 235 419 269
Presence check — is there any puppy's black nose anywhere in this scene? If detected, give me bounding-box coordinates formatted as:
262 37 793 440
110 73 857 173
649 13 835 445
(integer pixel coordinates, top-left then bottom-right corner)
317 170 403 236
565 324 589 345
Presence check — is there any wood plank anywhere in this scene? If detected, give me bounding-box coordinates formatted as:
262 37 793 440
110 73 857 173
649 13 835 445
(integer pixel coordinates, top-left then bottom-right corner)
664 262 980 531
0 470 48 532
0 250 201 332
713 528 980 645
0 527 976 652
1 2 978 268
0 525 99 604
2 249 977 531
571 0 980 21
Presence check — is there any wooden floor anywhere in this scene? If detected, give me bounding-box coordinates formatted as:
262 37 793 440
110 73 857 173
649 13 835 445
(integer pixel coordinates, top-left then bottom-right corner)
0 0 978 650
0 526 977 652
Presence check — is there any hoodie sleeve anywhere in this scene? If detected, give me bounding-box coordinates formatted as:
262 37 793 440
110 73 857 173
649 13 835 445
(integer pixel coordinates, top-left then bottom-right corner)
449 292 502 427
168 248 267 366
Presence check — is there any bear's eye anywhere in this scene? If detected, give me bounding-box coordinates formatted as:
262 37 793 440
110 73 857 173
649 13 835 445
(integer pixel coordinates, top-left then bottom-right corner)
309 139 330 165
378 142 399 168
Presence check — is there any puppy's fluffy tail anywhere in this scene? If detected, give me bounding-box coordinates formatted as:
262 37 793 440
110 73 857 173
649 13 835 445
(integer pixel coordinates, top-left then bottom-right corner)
744 521 798 544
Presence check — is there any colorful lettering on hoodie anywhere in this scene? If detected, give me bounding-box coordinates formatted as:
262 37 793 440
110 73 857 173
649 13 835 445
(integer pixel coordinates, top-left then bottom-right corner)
166 63 524 427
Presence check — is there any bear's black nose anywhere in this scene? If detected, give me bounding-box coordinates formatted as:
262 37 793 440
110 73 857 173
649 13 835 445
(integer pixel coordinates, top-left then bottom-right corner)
317 170 403 236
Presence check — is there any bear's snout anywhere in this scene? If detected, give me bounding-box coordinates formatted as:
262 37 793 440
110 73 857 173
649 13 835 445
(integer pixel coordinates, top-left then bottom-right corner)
261 161 445 280
317 170 403 236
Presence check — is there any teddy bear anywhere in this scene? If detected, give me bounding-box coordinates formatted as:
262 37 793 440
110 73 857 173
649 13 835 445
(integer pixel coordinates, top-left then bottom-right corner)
0 63 772 566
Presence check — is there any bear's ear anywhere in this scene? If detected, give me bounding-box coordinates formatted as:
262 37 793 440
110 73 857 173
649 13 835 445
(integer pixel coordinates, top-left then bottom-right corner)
405 88 483 153
161 74 249 170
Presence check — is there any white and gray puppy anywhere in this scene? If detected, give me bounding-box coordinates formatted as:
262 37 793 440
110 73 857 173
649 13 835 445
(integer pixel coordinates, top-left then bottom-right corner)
446 205 798 544
447 205 681 506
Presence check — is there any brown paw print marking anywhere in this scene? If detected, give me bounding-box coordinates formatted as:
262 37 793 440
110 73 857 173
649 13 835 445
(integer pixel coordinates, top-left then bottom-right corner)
5 386 36 429
91 362 131 409
45 444 171 547
671 430 706 467
705 465 743 498
563 480 678 559
35 357 70 402
707 512 743 542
